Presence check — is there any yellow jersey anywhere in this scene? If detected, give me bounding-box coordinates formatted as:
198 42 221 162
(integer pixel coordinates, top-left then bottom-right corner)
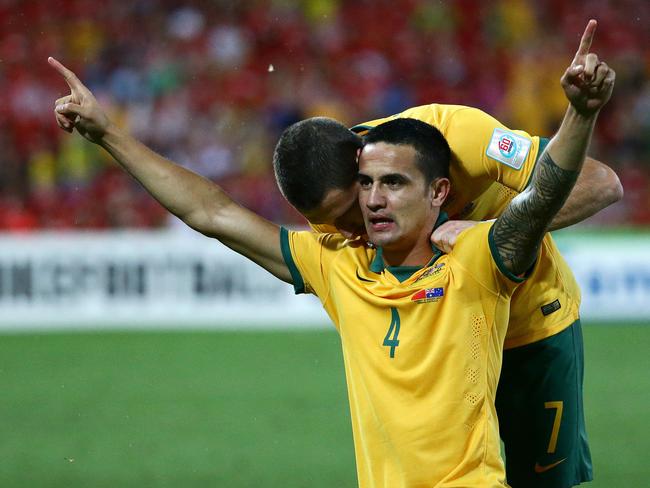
348 104 580 348
281 221 518 488
459 182 581 347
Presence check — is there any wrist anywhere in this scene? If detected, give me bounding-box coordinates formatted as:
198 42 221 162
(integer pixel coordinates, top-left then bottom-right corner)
563 105 599 134
99 122 125 148
567 103 600 122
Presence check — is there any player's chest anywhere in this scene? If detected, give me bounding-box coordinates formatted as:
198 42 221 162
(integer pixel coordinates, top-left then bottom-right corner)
328 261 491 364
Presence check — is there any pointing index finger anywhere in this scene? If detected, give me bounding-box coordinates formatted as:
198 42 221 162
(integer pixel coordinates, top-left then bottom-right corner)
575 19 597 58
48 56 84 92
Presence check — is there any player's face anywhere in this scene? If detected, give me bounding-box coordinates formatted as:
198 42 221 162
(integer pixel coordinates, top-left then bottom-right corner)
358 142 446 257
303 186 366 239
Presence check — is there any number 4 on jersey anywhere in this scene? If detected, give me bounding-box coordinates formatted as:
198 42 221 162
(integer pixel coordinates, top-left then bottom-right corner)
383 307 401 358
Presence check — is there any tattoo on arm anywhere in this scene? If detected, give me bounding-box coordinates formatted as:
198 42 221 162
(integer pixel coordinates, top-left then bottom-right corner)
492 152 579 275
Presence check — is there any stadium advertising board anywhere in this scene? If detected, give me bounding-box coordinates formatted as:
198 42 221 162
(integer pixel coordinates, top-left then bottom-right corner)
0 231 647 330
0 231 328 330
554 231 650 321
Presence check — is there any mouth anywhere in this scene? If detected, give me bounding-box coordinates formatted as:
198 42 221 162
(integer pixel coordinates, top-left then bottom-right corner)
369 216 395 232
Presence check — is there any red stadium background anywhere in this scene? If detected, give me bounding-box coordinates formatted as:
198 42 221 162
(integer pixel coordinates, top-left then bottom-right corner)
0 0 647 231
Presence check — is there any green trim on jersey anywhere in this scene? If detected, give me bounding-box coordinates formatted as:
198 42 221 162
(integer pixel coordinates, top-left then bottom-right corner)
524 137 551 190
280 227 306 294
350 124 373 134
370 247 385 273
487 225 527 283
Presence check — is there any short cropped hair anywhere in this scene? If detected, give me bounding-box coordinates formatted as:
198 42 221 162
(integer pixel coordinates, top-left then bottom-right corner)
273 117 363 212
363 118 451 184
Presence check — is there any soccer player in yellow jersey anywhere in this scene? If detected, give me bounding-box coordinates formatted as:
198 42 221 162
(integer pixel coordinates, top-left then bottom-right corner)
50 20 615 488
347 111 591 487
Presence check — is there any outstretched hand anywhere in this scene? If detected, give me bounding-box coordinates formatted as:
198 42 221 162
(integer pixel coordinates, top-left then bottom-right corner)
561 20 615 116
48 57 110 143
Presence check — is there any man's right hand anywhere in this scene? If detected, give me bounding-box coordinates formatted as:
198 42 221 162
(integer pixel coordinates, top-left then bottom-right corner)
48 57 111 144
431 220 479 254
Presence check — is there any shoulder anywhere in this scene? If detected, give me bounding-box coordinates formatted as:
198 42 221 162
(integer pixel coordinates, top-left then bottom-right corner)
282 229 369 296
450 221 525 290
352 103 473 134
448 221 496 272
283 228 350 253
452 221 493 249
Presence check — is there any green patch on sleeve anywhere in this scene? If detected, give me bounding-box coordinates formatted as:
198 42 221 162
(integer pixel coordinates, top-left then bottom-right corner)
280 227 306 294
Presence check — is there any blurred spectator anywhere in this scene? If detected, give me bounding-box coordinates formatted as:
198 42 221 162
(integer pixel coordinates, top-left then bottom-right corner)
1 0 648 230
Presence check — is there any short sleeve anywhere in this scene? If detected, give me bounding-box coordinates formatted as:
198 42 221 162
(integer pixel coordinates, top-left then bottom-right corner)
309 223 338 234
445 107 544 193
280 228 344 300
449 222 526 295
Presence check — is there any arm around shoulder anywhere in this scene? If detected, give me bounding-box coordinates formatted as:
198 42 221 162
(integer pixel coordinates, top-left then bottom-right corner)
548 156 623 230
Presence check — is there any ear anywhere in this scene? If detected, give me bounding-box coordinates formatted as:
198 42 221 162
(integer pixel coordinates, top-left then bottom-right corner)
429 178 450 207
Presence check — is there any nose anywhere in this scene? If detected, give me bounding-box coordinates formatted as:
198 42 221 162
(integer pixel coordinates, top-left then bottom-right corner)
365 184 385 211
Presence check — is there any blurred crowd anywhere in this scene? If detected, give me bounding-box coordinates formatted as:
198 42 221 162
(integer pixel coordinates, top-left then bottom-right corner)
0 0 647 230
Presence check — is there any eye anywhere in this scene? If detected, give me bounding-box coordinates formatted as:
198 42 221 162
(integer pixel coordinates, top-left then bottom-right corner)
358 175 372 189
385 176 403 188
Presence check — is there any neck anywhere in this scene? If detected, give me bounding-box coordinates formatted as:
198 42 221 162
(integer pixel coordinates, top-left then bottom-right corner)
381 210 442 267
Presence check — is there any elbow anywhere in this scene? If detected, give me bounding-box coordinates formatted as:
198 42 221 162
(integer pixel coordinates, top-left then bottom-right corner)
601 167 624 206
186 199 237 239
184 209 221 238
586 158 624 207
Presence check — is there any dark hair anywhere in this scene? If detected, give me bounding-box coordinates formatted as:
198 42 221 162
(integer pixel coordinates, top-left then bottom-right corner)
363 118 450 184
273 117 363 212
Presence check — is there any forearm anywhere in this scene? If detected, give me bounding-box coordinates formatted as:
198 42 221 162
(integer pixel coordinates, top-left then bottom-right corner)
546 106 598 172
548 157 623 230
100 124 230 235
492 154 579 274
492 106 597 274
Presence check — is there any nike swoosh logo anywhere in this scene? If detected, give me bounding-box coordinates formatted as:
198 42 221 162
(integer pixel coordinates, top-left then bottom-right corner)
534 458 566 473
356 269 375 283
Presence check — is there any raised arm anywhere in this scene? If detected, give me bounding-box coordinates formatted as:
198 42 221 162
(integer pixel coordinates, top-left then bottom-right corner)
492 20 615 275
48 57 292 283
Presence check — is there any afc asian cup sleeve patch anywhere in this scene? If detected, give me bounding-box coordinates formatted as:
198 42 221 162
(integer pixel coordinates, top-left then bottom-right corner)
486 128 532 170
